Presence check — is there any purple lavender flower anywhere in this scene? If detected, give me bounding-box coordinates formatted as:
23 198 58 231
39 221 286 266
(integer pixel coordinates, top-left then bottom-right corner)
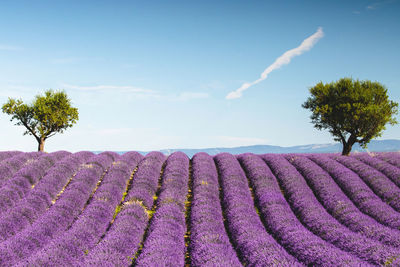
135 152 189 267
267 153 400 265
241 153 366 266
216 153 303 266
82 151 165 266
287 153 400 248
0 152 42 188
308 153 400 230
0 151 70 212
0 153 114 266
20 153 142 266
0 151 22 162
0 151 94 242
332 154 400 212
353 152 400 187
189 152 242 267
375 152 400 169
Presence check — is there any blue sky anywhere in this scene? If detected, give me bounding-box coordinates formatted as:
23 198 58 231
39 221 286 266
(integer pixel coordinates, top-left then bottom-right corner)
0 0 399 152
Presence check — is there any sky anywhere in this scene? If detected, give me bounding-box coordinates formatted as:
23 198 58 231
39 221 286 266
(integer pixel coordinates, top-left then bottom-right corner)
0 0 399 152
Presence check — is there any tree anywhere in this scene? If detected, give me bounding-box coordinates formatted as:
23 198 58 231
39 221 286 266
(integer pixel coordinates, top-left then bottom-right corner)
302 77 398 155
2 90 79 151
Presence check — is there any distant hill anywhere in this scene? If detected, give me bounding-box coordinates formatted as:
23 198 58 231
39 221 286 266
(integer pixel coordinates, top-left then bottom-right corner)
109 139 400 157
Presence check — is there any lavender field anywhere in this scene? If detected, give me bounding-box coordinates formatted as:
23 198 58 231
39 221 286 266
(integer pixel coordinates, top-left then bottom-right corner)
0 151 400 266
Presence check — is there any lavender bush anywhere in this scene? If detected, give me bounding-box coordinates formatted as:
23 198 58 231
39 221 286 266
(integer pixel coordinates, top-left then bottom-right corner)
332 154 400 212
0 151 22 162
135 152 189 266
0 151 398 265
19 152 143 266
0 151 94 242
239 153 362 266
0 151 70 212
375 152 400 168
287 154 400 248
308 153 400 230
82 151 165 266
267 154 400 265
216 153 303 266
189 152 241 267
0 151 42 188
0 152 115 266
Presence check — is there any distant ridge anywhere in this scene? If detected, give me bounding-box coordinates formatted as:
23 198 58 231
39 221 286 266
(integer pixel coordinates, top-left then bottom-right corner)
107 139 400 157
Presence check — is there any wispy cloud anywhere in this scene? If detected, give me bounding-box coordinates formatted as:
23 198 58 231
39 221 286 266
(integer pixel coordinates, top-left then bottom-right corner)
177 92 209 101
50 57 103 64
51 57 85 64
366 0 397 10
215 135 269 147
226 27 324 100
367 3 379 9
61 83 159 96
0 45 23 51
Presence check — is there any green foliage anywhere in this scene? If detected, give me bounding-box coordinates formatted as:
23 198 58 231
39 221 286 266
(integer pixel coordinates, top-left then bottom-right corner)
302 78 398 155
2 89 78 150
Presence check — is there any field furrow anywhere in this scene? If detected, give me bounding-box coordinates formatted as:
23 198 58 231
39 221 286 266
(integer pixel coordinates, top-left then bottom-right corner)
0 152 43 189
82 151 165 266
308 154 400 230
19 152 143 266
276 154 400 265
0 151 94 242
216 153 304 266
0 151 70 213
288 154 400 248
353 153 400 188
0 151 400 266
0 153 114 266
189 152 241 267
332 154 400 212
135 152 189 266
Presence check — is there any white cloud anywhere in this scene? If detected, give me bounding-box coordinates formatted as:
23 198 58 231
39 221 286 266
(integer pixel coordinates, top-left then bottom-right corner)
177 92 209 101
365 0 397 10
226 27 324 99
51 57 85 64
0 45 22 51
61 83 160 97
215 136 269 147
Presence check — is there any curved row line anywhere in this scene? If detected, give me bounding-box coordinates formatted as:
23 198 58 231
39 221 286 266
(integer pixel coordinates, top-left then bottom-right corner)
288 154 400 248
0 152 42 189
0 151 399 266
275 154 400 265
20 152 143 266
241 153 364 266
83 151 166 266
189 152 241 266
0 152 115 266
0 151 94 242
216 153 302 266
375 152 400 169
135 152 189 266
353 153 400 188
0 151 22 163
0 151 70 213
332 154 400 212
308 154 400 230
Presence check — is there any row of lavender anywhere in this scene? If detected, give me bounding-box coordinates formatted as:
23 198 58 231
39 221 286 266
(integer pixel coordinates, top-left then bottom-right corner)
0 151 400 266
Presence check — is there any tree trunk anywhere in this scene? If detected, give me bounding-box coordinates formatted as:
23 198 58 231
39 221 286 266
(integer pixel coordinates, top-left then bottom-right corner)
341 142 353 156
38 138 45 152
341 134 356 156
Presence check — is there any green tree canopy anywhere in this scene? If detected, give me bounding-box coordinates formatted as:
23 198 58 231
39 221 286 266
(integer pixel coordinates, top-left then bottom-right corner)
302 77 398 155
2 89 79 151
